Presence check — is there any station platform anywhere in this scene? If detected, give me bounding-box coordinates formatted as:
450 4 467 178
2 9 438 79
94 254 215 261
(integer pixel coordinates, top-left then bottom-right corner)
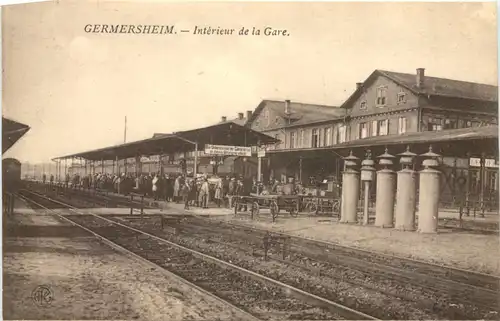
209 214 500 276
3 204 249 320
11 196 37 215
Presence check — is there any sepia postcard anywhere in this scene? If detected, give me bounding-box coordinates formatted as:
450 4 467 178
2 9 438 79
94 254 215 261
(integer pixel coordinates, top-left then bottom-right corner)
1 1 499 320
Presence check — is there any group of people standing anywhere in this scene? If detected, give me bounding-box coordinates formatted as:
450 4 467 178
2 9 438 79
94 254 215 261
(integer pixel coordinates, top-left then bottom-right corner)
45 171 309 210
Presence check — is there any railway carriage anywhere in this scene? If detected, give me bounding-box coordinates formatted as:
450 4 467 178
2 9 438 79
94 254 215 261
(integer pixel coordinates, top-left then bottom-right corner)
3 158 22 192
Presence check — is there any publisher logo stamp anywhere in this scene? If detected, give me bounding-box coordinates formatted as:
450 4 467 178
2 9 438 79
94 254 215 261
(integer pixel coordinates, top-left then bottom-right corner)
32 285 53 307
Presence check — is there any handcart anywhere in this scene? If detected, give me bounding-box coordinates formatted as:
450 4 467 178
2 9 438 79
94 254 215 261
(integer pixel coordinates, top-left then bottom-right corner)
301 195 341 216
234 194 300 221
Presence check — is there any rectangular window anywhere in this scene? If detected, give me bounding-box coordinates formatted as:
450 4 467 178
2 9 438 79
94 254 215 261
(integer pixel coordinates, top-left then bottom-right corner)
371 120 378 136
338 125 346 144
312 129 319 148
325 127 332 146
378 119 389 135
360 101 367 110
397 92 406 104
318 128 323 147
376 86 387 106
289 132 296 149
359 122 368 139
398 117 407 134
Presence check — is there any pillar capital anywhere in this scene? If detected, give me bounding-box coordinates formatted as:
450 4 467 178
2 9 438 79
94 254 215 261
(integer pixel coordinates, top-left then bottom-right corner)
398 145 417 170
377 147 395 168
420 145 441 169
343 150 359 171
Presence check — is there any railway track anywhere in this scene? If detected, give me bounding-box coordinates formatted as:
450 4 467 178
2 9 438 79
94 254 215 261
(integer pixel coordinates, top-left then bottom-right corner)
32 181 497 294
18 189 377 321
110 215 499 320
23 182 151 210
183 218 500 291
20 187 500 319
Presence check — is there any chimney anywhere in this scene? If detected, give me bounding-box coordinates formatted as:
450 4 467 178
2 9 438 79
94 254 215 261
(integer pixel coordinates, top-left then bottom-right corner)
246 110 252 119
356 82 363 90
238 112 244 120
416 68 425 88
221 116 227 122
285 99 291 114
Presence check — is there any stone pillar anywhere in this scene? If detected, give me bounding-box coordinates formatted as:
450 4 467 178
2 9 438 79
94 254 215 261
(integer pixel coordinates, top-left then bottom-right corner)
340 151 360 223
360 150 375 225
395 146 417 231
417 146 441 234
375 148 396 228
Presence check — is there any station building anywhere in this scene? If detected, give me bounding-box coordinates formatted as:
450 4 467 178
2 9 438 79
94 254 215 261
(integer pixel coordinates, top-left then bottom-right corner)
58 67 498 211
243 68 498 208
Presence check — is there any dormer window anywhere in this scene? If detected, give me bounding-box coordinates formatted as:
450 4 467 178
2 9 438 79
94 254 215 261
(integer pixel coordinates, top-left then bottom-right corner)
360 101 367 110
397 92 406 104
376 86 387 106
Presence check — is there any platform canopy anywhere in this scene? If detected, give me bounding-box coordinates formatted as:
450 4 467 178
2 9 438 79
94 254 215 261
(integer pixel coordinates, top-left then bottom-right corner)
2 117 30 153
53 121 278 161
268 125 499 159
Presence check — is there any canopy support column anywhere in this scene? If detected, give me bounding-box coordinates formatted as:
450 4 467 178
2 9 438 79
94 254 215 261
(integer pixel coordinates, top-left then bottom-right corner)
480 153 486 216
159 149 164 176
194 142 198 177
135 155 141 176
299 157 303 184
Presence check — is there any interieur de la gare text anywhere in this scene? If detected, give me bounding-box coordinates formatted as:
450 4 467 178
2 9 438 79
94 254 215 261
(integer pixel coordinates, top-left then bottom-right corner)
84 24 290 36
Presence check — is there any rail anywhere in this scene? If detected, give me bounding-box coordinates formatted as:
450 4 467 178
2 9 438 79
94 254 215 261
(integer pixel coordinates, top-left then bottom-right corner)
19 190 377 320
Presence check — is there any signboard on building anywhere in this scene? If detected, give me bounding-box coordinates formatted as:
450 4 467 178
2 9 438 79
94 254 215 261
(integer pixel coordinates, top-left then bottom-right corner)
258 150 266 158
140 155 160 163
204 144 251 157
469 158 498 168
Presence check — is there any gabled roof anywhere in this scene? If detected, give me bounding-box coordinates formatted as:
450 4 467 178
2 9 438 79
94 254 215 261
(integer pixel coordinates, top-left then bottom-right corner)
341 69 498 109
219 117 248 126
2 117 30 153
247 99 345 129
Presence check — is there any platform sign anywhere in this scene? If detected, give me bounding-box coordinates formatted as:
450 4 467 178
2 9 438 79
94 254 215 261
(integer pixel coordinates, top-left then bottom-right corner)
204 144 251 157
469 158 498 168
140 155 160 163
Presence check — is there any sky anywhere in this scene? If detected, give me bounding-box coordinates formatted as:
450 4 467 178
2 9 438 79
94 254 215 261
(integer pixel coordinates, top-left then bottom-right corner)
2 1 498 163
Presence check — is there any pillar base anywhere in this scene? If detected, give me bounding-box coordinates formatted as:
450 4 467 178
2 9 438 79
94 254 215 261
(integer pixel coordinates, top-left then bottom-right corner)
395 225 415 232
375 224 394 228
340 220 358 224
417 228 438 234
